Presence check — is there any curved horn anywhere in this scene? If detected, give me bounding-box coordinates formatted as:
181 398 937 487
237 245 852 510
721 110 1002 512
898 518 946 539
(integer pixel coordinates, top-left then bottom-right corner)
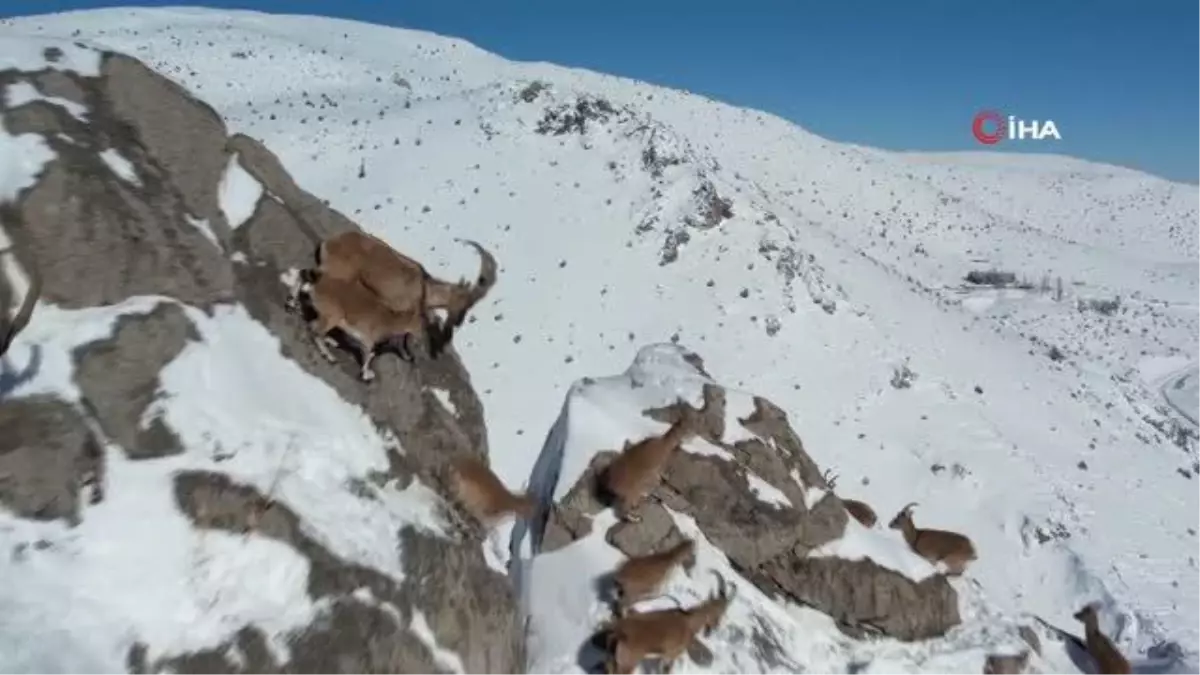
454 238 498 292
900 502 918 515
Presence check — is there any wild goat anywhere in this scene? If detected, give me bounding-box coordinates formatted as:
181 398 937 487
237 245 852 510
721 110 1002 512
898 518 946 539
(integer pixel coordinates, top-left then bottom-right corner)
297 274 428 381
0 242 40 358
288 231 497 355
610 538 697 617
445 456 536 530
1074 603 1131 674
603 571 737 674
822 470 878 528
888 502 977 575
599 404 700 523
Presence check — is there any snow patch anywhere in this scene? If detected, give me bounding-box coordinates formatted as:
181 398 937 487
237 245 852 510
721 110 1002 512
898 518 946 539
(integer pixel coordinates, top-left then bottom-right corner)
185 214 221 249
98 147 140 185
430 387 457 416
217 152 263 229
0 128 56 202
4 80 88 121
804 485 828 510
745 471 791 508
722 390 760 444
683 435 737 461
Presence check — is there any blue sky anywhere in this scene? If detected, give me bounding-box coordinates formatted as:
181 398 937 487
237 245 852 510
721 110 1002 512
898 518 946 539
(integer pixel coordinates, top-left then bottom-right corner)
6 0 1198 182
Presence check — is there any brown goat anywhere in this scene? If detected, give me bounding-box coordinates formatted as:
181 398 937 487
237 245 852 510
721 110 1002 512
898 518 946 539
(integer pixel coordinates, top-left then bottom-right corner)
0 243 41 358
611 538 697 617
822 470 878 527
888 502 977 575
445 456 536 530
298 274 428 381
600 405 700 522
604 571 737 674
1074 603 1131 674
288 231 497 354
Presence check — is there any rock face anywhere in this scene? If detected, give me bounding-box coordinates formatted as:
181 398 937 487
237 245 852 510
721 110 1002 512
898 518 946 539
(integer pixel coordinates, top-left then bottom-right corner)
540 347 962 644
1 43 521 672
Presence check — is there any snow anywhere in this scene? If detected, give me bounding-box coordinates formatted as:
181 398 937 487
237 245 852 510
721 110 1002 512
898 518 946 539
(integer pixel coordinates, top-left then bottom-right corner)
149 303 448 581
217 152 263 229
98 147 140 185
721 390 760 445
0 126 55 202
430 386 457 416
4 80 89 121
0 7 1196 673
185 214 221 249
807 515 939 582
0 438 323 673
0 34 102 75
744 470 792 509
2 296 169 402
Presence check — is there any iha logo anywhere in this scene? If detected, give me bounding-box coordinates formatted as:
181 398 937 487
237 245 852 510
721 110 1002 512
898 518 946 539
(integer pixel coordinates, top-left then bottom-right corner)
971 110 1062 144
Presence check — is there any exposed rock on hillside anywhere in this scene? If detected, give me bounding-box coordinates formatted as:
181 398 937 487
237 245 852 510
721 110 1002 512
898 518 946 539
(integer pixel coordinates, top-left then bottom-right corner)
0 39 521 673
532 344 961 652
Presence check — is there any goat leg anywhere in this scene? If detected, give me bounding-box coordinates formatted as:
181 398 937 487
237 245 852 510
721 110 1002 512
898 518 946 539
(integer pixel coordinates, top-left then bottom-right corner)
359 348 377 382
285 281 302 312
309 323 338 363
397 333 415 363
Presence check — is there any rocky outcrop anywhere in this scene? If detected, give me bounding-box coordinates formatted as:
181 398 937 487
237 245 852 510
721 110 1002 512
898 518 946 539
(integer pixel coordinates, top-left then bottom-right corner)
538 345 961 644
0 41 520 672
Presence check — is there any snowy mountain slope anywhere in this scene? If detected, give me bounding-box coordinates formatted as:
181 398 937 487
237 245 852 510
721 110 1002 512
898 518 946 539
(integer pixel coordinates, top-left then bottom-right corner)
0 36 524 673
2 5 1196 673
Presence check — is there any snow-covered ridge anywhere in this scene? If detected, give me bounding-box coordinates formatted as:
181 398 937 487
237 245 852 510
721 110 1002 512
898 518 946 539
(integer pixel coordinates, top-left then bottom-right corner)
1 7 1196 673
520 344 1023 672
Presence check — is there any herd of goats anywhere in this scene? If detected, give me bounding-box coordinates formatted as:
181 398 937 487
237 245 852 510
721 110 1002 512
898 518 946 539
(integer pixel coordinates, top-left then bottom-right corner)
1 229 1134 674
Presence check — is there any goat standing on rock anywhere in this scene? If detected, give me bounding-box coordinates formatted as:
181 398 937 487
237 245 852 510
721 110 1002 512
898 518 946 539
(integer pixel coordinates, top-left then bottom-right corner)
603 570 737 674
294 273 427 381
288 230 497 358
888 502 977 576
609 538 697 617
599 403 700 523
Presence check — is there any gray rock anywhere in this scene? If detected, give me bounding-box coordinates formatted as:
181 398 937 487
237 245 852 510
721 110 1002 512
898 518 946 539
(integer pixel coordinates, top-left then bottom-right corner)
0 47 521 672
0 395 103 524
71 302 197 460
